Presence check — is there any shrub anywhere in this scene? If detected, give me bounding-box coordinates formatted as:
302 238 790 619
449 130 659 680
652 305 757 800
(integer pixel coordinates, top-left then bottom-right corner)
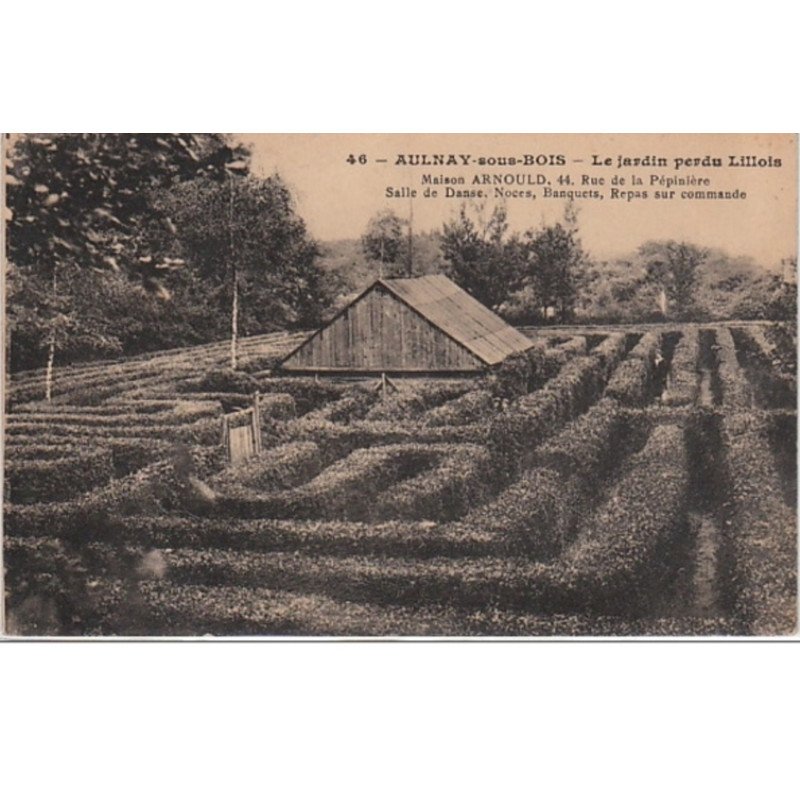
217 444 443 520
663 328 699 406
257 393 296 421
459 468 583 558
722 412 796 634
211 441 323 492
372 445 492 521
106 515 499 559
194 368 259 394
422 389 496 427
715 327 752 407
5 449 113 504
535 398 626 478
364 380 474 422
604 358 650 406
487 352 535 400
256 378 349 414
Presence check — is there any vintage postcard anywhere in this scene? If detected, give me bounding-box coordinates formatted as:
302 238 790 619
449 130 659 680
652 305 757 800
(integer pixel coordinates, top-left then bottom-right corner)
2 133 797 637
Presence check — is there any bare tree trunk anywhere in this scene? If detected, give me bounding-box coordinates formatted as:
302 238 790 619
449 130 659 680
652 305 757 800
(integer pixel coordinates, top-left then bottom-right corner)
45 264 58 402
230 268 238 370
229 173 238 370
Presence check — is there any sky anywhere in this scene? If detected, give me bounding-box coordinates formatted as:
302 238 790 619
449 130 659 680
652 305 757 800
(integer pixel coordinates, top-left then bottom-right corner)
240 133 797 269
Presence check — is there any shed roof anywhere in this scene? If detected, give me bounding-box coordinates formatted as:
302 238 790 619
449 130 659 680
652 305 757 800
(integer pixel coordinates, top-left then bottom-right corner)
378 275 533 365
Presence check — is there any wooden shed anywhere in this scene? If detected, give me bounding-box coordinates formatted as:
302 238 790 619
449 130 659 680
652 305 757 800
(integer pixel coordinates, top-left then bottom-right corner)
279 274 534 376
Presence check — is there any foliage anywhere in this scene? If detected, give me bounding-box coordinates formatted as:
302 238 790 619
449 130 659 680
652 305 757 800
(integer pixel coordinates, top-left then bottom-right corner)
361 209 408 276
723 413 797 634
637 240 708 318
440 204 524 310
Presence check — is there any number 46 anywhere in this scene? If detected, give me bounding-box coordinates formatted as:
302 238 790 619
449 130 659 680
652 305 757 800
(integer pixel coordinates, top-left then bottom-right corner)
346 154 368 165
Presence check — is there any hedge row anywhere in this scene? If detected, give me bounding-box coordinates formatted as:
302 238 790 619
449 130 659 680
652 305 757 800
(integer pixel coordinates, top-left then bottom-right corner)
256 378 350 414
98 579 739 636
459 468 582 559
8 401 220 429
161 425 689 615
364 380 475 421
722 412 797 634
211 441 323 493
216 444 444 521
372 445 492 521
4 435 174 475
100 515 500 558
421 389 496 427
488 346 624 481
715 327 752 408
4 459 176 539
463 399 628 558
604 358 651 406
5 416 220 446
282 416 488 464
5 449 114 504
663 328 699 406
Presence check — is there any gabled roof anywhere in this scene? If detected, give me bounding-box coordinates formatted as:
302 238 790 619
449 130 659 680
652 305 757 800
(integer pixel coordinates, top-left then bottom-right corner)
378 274 533 365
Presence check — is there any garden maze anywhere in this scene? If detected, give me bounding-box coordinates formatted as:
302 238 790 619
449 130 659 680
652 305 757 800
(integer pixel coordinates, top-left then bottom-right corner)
3 323 797 636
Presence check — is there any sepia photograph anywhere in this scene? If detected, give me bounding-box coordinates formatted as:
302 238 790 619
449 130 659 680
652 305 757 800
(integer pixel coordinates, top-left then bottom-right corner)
2 132 797 637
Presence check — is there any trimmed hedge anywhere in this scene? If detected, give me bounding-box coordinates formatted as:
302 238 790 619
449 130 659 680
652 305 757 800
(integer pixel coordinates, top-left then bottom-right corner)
4 459 176 539
211 441 323 493
216 444 444 521
722 412 797 634
364 380 475 422
459 468 582 558
534 398 626 478
421 389 495 427
464 399 628 558
488 350 617 481
604 358 651 406
5 449 114 504
5 416 220 446
159 426 689 616
663 328 699 406
102 515 499 558
715 327 752 408
372 445 492 521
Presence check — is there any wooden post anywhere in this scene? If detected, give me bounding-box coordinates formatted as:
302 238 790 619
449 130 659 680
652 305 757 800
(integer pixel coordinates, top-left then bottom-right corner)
381 372 387 401
253 390 261 454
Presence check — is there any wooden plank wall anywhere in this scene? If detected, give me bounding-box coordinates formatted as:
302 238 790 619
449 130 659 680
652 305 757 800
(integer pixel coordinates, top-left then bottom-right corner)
283 285 483 372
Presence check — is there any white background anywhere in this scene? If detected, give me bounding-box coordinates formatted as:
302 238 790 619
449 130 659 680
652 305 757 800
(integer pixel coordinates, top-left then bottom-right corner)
2 2 798 798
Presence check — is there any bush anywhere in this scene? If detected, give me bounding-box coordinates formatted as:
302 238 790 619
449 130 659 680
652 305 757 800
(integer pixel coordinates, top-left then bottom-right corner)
722 412 796 634
604 358 650 406
459 468 582 558
662 328 699 406
106 515 499 559
5 449 113 504
364 380 475 422
535 398 626 478
217 444 443 521
373 445 492 521
715 327 751 407
195 368 259 394
257 378 349 414
422 389 496 427
211 441 322 492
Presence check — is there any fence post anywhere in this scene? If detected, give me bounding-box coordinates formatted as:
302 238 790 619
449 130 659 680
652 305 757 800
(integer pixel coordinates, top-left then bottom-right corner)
253 390 261 454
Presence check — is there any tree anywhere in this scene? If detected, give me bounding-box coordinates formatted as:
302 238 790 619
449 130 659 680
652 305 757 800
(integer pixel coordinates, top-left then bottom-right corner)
440 204 523 310
361 209 406 277
523 224 580 321
158 173 328 365
638 240 707 317
5 133 240 396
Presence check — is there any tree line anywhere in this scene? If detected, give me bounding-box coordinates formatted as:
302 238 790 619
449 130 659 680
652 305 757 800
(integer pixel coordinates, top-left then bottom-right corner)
6 134 794 395
5 134 332 392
